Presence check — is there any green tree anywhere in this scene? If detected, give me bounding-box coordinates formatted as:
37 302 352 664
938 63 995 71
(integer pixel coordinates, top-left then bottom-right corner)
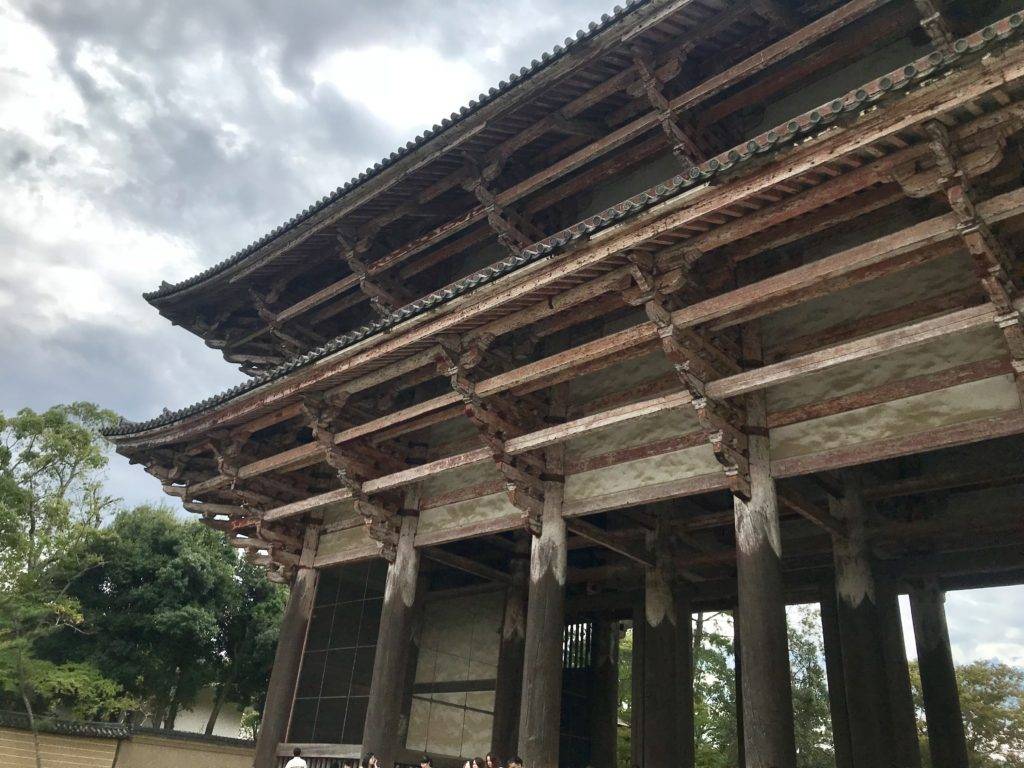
0 403 118 577
205 558 286 734
787 606 834 768
46 506 238 728
693 612 737 768
910 659 1024 767
0 404 130 767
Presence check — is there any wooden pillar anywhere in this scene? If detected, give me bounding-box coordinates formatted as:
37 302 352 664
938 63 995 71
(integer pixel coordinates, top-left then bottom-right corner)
587 618 619 768
492 548 529 760
732 612 744 768
819 586 854 768
877 582 922 768
631 603 644 768
910 584 968 768
733 331 796 768
254 525 320 768
829 472 894 767
362 512 423 767
634 543 694 768
517 476 567 767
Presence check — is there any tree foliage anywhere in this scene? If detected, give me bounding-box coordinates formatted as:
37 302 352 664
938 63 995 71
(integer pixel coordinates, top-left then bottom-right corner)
0 402 285 738
0 405 129 766
911 659 1024 767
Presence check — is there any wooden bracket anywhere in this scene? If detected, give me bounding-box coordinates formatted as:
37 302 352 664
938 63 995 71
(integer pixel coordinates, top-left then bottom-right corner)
342 240 413 317
647 293 752 500
463 172 545 255
434 336 549 534
631 48 709 170
921 120 1024 399
300 392 405 561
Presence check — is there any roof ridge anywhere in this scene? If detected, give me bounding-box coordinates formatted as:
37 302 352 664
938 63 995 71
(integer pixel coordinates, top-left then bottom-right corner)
144 0 655 301
103 13 1024 439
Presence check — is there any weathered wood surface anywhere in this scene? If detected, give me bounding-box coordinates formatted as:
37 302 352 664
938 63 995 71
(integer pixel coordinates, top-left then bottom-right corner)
733 330 796 768
910 585 970 768
517 448 567 767
829 473 894 768
253 525 319 768
361 511 421 765
819 587 854 768
491 551 528 761
116 41 1024 452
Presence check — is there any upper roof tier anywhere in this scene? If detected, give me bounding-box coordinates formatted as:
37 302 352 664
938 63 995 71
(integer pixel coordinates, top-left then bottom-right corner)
104 7 1024 441
145 0 890 374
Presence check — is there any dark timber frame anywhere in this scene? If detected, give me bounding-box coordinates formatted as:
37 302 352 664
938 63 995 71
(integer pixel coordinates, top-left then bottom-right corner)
106 4 1024 767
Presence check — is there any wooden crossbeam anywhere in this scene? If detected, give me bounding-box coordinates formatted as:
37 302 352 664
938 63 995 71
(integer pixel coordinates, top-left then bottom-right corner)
179 176 1024 503
422 547 511 584
564 517 654 567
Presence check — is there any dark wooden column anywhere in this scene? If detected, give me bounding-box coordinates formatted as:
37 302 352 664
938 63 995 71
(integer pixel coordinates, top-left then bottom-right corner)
634 543 695 768
732 611 744 768
362 511 423 766
492 547 529 760
588 618 620 768
829 472 894 767
877 582 922 768
819 585 854 768
254 525 320 768
517 474 567 767
910 584 969 768
733 337 796 768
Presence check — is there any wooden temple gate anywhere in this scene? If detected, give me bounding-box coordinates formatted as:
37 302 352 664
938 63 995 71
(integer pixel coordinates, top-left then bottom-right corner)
105 1 1024 766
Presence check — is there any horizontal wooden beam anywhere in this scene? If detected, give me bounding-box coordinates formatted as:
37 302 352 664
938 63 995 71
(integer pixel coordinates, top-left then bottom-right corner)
564 517 655 567
706 303 1004 399
422 547 511 584
118 45 1024 452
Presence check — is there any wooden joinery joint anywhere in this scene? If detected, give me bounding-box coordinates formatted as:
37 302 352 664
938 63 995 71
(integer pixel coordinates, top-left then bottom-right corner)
462 174 544 256
913 0 955 56
434 335 549 535
339 236 412 317
299 392 404 562
630 47 707 170
645 292 751 500
920 120 1024 398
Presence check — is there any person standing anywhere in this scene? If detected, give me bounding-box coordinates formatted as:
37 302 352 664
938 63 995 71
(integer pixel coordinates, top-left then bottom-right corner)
285 747 307 768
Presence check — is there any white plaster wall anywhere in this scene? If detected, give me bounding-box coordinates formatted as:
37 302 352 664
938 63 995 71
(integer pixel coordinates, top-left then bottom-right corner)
406 591 503 758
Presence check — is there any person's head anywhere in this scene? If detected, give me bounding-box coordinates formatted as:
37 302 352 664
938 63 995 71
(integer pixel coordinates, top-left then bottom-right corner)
485 754 498 768
293 747 302 757
419 757 432 768
364 753 376 767
507 757 523 768
473 758 485 768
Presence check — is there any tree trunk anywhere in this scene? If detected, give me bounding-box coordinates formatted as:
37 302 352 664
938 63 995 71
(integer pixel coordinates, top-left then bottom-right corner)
20 670 43 768
164 667 184 730
205 682 227 736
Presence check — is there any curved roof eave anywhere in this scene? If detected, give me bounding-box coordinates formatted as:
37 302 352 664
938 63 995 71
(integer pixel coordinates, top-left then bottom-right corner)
102 13 1024 444
142 0 659 305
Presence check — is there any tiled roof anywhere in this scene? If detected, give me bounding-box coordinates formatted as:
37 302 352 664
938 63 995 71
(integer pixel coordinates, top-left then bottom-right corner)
143 0 656 301
103 14 1024 439
0 710 131 739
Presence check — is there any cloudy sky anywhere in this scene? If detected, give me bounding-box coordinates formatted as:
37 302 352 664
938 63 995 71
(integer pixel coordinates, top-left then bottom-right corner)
1 0 1020 666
